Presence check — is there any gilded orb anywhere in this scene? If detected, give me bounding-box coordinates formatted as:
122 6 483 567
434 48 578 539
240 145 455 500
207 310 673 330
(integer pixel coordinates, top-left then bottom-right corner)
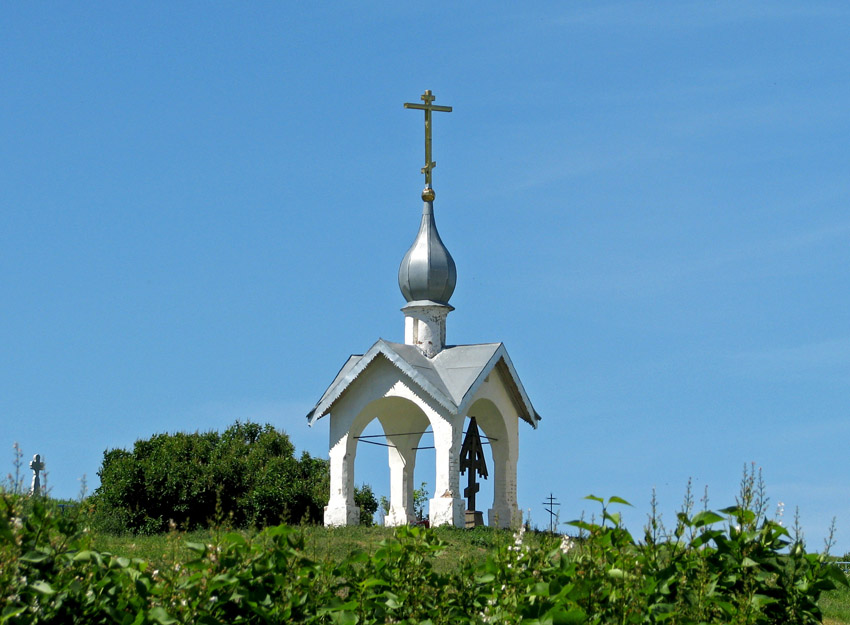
421 186 436 202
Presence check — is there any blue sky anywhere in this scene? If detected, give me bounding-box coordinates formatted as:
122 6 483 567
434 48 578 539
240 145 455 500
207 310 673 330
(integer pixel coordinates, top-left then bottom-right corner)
3 2 849 551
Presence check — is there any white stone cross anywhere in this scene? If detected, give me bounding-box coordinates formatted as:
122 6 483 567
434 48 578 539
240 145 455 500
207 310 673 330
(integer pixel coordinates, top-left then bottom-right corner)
29 453 44 496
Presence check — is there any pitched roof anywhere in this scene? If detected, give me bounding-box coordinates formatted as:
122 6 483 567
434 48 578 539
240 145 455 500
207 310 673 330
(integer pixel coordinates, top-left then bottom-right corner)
306 339 541 427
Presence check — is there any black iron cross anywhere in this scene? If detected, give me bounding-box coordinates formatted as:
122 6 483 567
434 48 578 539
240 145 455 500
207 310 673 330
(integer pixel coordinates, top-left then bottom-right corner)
459 417 488 512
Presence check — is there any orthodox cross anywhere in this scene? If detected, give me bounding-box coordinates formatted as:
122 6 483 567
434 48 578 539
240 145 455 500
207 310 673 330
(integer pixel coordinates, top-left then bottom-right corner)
459 417 488 512
542 492 560 533
404 89 452 187
29 453 44 496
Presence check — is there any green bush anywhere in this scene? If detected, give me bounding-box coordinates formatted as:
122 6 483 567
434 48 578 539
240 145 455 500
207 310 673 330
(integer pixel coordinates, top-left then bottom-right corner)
2 483 846 624
354 483 379 526
89 421 330 534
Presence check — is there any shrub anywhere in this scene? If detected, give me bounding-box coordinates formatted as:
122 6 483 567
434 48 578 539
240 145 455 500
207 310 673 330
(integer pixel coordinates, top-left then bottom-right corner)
354 483 379 526
89 421 330 534
1 489 846 625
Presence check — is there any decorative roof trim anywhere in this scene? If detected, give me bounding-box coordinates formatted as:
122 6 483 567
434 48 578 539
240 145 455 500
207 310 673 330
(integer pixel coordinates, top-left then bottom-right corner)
456 344 541 428
377 341 457 412
306 339 457 425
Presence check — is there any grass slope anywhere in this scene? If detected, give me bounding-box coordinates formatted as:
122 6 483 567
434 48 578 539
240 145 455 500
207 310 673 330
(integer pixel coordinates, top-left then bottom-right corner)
91 524 548 573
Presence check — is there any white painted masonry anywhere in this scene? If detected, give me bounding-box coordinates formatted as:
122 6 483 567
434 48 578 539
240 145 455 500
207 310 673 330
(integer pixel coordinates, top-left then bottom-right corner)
402 302 452 358
310 341 538 529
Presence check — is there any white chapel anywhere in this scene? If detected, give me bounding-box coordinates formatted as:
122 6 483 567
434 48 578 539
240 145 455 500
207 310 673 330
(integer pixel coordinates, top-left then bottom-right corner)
307 90 540 529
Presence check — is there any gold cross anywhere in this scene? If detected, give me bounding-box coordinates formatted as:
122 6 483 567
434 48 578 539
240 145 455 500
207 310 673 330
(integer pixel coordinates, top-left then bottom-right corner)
404 90 452 186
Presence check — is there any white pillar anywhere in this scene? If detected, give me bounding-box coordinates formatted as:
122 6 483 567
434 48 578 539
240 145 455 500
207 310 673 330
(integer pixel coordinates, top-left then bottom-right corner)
324 433 360 526
487 426 521 529
385 441 417 526
429 416 465 527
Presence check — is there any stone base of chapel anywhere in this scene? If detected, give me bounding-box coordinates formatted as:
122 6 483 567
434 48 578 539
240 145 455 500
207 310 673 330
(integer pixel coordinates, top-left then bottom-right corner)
429 496 465 527
488 505 522 529
384 507 415 527
324 502 360 527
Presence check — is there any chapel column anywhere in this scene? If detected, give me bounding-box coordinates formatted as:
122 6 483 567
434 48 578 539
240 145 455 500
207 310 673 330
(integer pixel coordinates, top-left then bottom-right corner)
384 438 417 526
324 432 360 526
429 416 465 527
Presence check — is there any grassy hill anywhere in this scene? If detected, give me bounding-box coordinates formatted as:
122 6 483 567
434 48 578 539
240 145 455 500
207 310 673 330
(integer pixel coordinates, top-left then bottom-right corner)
4 493 849 623
90 522 850 624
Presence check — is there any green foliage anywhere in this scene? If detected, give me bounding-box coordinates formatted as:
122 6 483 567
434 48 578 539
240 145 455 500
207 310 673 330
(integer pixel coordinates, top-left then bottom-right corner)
89 421 330 534
561 493 848 625
413 481 429 521
353 484 378 526
3 479 847 625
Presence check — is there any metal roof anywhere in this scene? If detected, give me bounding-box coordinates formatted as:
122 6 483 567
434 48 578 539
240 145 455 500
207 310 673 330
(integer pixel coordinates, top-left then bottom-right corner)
397 199 457 305
306 339 541 427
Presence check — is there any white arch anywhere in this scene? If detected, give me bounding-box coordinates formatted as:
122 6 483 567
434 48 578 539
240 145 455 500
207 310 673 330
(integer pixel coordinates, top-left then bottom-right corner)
324 356 462 526
320 348 532 529
467 394 521 528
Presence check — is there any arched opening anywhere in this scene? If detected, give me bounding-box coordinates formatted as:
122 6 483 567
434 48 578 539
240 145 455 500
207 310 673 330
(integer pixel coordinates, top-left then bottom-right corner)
348 396 436 526
459 414 495 525
467 398 516 528
351 418 389 525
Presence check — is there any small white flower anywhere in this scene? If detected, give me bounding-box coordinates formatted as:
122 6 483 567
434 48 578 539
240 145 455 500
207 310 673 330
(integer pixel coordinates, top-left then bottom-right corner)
513 524 526 547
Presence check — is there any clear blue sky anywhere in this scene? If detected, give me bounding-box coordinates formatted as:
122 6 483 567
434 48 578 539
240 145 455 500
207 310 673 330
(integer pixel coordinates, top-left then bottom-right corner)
3 2 849 551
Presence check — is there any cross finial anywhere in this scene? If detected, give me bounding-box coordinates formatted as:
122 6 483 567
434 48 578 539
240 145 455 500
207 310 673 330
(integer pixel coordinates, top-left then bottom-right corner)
404 89 452 188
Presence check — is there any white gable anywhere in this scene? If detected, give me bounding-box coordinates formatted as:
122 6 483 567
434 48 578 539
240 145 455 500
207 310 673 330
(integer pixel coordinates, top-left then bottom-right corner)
307 339 540 427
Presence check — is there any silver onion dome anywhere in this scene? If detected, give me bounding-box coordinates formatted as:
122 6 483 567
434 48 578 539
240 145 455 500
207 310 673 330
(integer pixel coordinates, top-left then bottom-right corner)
398 188 457 305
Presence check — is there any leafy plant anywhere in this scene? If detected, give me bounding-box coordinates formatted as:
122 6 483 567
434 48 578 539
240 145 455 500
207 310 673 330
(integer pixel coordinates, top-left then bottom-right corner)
89 421 332 534
3 443 24 495
354 483 379 526
3 464 846 624
413 481 429 521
